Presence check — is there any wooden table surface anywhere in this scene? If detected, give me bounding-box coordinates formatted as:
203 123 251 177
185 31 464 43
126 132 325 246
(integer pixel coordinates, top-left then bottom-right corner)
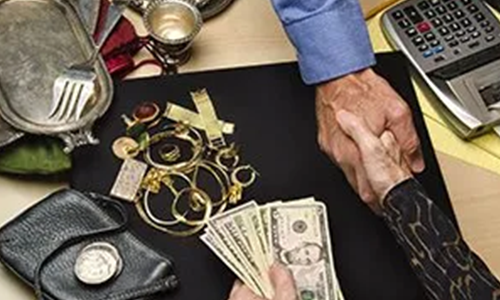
0 0 499 298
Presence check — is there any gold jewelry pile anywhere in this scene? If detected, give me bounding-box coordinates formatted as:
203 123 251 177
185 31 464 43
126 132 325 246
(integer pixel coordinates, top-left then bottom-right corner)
110 89 258 237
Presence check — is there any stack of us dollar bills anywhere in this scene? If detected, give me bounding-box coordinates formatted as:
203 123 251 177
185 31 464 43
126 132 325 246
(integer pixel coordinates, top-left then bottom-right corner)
200 198 344 300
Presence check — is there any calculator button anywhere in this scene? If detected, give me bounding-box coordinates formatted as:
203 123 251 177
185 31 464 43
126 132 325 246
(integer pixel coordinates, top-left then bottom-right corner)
418 1 431 10
413 36 425 46
469 41 480 49
417 22 432 33
425 32 436 41
430 40 441 47
404 7 424 23
471 31 481 39
485 26 495 33
461 0 471 4
480 21 490 28
398 19 411 28
486 35 496 42
453 49 461 55
423 50 434 58
460 18 471 27
466 26 476 33
425 10 437 18
392 11 404 20
449 23 461 32
455 30 465 37
419 44 430 51
436 5 447 14
431 18 443 27
438 27 450 35
447 1 458 10
453 9 464 19
430 0 440 6
460 36 470 43
406 28 418 37
434 45 445 53
449 40 459 47
434 55 446 63
443 14 454 23
445 35 454 41
467 4 479 13
474 13 485 22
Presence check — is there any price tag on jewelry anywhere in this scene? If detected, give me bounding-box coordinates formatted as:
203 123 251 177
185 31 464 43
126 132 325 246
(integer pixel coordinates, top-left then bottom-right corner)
110 158 148 202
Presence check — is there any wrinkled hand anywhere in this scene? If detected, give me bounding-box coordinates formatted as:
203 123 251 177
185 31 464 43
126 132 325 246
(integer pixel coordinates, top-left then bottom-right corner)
316 68 424 205
228 265 297 300
336 110 412 210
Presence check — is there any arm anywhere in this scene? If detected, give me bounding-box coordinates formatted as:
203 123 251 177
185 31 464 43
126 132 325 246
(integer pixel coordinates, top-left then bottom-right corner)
335 110 500 299
383 179 500 300
270 0 425 202
269 0 375 84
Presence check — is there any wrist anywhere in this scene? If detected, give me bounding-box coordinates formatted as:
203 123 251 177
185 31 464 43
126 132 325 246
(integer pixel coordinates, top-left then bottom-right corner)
317 68 376 101
380 175 415 208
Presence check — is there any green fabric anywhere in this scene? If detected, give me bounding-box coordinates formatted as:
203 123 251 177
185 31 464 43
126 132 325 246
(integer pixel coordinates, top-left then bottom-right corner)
0 136 71 175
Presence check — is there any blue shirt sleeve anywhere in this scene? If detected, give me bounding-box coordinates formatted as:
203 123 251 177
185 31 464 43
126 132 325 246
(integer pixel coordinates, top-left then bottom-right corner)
270 0 377 84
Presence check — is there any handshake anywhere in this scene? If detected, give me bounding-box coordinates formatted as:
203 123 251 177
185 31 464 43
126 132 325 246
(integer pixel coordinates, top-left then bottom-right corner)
217 107 416 300
220 69 425 300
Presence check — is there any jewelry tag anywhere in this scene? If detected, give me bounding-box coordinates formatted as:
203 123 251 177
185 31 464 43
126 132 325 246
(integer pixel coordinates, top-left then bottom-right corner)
110 158 148 202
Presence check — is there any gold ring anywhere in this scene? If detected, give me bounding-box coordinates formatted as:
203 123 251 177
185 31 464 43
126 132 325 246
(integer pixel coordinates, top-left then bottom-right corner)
144 124 204 173
159 144 181 162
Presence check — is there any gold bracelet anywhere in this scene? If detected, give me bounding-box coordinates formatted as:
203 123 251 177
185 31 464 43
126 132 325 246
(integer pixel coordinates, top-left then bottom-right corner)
140 169 193 225
143 188 183 226
192 160 231 207
170 187 213 226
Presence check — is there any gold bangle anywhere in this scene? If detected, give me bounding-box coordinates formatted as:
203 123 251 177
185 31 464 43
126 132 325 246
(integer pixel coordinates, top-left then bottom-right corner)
192 160 231 207
170 187 213 226
135 200 207 237
143 188 183 226
140 169 192 225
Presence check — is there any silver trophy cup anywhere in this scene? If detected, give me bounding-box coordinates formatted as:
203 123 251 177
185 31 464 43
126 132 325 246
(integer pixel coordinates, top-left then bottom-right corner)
143 0 203 66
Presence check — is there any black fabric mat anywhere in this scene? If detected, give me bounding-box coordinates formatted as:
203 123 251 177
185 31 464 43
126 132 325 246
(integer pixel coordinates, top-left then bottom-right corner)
71 53 455 300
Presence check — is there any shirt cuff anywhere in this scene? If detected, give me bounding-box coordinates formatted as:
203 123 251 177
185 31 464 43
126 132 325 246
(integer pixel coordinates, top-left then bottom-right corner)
283 7 376 85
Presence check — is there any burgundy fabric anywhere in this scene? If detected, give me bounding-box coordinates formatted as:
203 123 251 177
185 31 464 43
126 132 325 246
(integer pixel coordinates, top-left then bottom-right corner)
93 0 143 77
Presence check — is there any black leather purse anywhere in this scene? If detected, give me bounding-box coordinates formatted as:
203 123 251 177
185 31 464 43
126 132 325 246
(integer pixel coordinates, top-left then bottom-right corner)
0 189 178 300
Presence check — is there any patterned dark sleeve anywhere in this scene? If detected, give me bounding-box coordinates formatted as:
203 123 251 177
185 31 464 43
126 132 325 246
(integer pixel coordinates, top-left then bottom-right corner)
382 179 500 300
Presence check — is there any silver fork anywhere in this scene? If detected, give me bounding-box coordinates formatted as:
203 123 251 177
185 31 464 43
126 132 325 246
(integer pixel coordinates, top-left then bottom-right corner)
48 0 128 122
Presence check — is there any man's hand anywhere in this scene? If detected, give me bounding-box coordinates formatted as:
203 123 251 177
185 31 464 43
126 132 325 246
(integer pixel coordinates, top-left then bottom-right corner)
228 265 297 300
336 110 412 210
316 68 424 205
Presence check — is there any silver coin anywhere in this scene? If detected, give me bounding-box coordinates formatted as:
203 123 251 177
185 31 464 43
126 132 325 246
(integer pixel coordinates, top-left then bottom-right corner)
74 242 123 285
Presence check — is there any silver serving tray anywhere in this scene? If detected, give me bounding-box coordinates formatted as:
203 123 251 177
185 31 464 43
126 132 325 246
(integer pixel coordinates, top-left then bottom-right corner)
129 0 236 20
0 117 24 148
0 0 113 152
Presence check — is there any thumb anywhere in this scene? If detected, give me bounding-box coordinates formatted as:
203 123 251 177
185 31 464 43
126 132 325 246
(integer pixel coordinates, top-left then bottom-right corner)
269 264 297 300
335 110 380 154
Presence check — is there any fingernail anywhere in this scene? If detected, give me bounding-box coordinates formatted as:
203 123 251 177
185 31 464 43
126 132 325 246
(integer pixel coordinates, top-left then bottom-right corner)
409 151 425 173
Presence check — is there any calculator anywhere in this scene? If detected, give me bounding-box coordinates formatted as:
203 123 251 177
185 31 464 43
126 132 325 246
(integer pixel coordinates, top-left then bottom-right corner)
382 0 500 139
